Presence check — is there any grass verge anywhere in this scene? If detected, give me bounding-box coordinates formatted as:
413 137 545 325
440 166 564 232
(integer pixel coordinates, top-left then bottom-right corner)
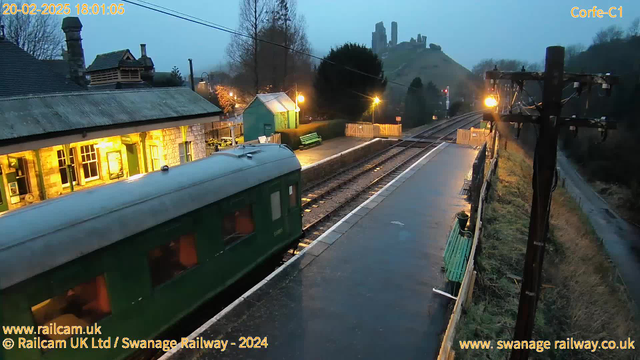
454 143 637 360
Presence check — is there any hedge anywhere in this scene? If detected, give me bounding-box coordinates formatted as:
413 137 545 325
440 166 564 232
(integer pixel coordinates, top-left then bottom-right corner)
278 119 347 149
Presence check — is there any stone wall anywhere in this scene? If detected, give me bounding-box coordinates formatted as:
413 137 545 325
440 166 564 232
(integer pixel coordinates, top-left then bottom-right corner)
162 124 206 167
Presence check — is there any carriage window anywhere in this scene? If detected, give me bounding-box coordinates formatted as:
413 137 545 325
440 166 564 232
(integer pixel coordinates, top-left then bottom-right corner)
31 275 111 340
223 205 255 246
148 234 198 288
289 184 298 208
271 191 281 221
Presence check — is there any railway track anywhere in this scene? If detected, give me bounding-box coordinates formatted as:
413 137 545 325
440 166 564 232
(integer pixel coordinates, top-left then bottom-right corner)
136 112 482 360
286 112 482 259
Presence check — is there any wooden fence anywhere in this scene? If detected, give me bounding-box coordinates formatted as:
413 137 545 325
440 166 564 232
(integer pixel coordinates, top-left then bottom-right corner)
456 128 491 147
437 147 499 360
345 123 402 138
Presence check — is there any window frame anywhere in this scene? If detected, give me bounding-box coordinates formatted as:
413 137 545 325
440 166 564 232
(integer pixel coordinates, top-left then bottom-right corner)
179 141 192 164
288 183 299 211
57 148 78 187
270 191 282 221
149 145 160 171
14 157 30 195
80 144 100 181
139 217 199 290
221 201 256 248
30 273 112 340
147 233 198 288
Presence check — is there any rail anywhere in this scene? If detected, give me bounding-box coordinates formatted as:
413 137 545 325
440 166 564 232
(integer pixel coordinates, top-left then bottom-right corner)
302 113 483 234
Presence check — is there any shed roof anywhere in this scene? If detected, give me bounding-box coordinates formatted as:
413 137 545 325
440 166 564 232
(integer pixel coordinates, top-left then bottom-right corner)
86 49 143 72
0 87 221 143
0 39 84 97
252 92 296 114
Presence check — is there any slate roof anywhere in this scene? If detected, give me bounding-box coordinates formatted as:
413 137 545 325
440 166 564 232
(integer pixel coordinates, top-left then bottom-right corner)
0 87 222 143
252 92 296 114
0 39 84 97
86 49 143 72
42 59 70 77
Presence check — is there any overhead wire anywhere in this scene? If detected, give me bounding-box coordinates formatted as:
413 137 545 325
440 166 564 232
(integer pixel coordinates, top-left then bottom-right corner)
121 0 414 89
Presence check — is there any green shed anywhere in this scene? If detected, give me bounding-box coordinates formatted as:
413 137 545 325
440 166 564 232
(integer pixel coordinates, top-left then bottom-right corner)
243 92 297 141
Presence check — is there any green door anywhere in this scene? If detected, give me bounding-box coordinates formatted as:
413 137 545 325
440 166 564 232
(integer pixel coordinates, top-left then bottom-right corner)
0 172 8 212
125 144 140 176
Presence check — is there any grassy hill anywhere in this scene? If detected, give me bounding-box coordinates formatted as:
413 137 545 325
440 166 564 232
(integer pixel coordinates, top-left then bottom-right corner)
381 46 477 106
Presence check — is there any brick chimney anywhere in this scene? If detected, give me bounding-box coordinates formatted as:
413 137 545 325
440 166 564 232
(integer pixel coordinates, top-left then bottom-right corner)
139 43 155 83
61 17 87 88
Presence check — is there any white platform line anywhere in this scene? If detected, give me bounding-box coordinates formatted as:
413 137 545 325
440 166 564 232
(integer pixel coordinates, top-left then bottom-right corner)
160 141 448 359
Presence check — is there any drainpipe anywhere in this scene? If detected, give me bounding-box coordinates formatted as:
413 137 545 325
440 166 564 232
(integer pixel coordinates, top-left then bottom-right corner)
140 132 148 173
188 59 195 91
33 149 47 200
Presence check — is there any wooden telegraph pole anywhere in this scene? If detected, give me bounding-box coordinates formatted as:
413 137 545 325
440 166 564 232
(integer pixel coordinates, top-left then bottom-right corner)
483 46 618 360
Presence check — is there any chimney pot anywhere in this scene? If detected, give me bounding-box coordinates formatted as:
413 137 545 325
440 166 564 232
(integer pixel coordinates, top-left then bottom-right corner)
140 44 147 57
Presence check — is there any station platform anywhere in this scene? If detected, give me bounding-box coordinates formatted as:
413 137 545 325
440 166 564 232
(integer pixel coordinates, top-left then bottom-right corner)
295 137 370 167
165 143 479 360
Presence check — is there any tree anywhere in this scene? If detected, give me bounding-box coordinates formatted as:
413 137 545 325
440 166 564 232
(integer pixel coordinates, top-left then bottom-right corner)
0 2 64 59
593 25 624 44
424 81 442 118
314 43 387 120
404 77 427 128
564 44 585 64
227 0 269 94
213 85 238 114
628 18 640 38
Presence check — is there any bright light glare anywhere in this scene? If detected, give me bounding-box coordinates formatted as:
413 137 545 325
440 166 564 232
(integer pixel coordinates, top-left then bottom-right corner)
373 97 381 105
229 92 233 97
484 96 498 107
297 94 305 103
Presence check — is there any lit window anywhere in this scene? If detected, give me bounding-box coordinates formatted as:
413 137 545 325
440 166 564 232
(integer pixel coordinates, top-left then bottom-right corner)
80 145 99 181
222 206 255 246
179 142 192 164
289 184 298 208
271 191 281 221
57 148 77 187
150 145 160 171
148 234 198 287
31 275 111 340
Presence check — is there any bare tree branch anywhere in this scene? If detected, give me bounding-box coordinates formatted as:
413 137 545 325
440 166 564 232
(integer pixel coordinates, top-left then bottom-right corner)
1 2 64 59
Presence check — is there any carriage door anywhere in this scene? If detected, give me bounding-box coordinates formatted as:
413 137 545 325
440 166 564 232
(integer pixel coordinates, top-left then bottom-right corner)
268 182 286 242
0 170 8 212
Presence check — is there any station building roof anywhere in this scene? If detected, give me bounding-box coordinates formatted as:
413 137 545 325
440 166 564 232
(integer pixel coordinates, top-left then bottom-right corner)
0 87 222 154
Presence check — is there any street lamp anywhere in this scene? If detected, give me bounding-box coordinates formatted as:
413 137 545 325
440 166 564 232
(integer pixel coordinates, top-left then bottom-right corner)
372 96 381 124
484 96 498 108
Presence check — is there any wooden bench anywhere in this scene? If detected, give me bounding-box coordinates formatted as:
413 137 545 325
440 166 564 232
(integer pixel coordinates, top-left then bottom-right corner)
299 132 322 149
443 220 473 283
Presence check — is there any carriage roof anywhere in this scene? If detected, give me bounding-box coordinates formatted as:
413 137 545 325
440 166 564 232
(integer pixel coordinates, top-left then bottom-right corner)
0 144 300 290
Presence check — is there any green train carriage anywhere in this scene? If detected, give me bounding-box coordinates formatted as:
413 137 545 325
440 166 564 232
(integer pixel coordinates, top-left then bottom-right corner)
0 144 302 360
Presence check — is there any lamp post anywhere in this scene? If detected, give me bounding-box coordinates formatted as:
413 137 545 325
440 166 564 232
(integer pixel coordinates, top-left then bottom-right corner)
372 96 381 124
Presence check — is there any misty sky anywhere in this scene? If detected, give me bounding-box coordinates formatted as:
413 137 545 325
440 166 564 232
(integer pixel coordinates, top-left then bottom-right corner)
68 0 639 74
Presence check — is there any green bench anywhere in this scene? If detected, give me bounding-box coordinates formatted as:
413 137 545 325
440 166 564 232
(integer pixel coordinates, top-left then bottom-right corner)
443 220 473 283
299 132 322 149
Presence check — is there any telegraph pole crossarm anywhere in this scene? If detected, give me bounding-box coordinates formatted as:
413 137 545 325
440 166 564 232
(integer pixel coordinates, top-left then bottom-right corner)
482 46 619 360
